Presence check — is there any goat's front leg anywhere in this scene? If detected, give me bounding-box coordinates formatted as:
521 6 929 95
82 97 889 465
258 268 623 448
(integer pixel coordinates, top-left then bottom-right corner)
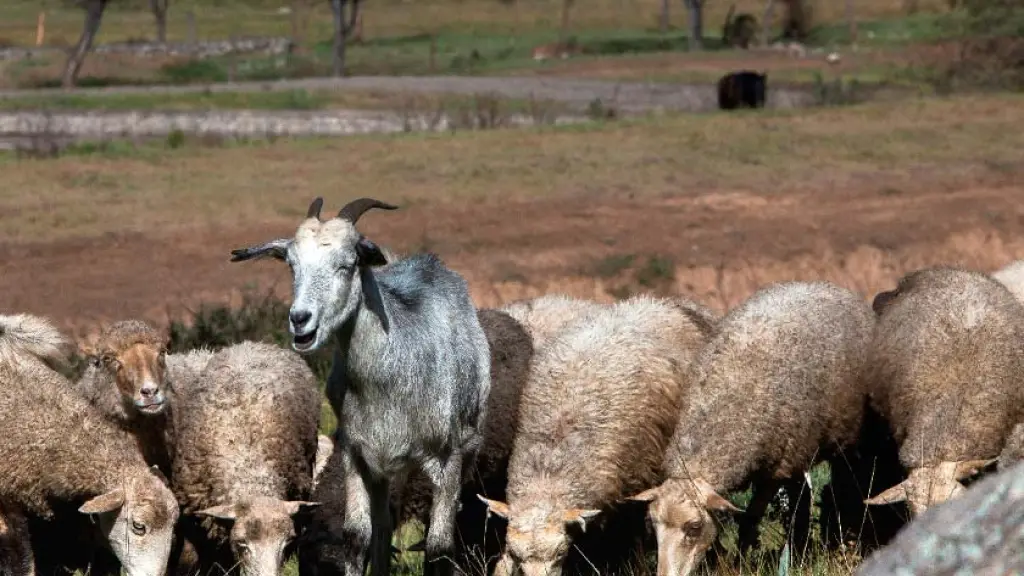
341 449 374 576
422 452 465 576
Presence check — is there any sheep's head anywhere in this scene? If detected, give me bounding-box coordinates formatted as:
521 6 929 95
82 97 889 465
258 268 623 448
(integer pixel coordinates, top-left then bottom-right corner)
864 459 995 517
196 497 320 576
229 197 396 355
627 478 741 576
479 495 600 576
79 466 180 576
85 320 170 417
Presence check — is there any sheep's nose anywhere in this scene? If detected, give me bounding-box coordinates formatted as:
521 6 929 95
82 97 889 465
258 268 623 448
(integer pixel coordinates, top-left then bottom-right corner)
290 309 313 328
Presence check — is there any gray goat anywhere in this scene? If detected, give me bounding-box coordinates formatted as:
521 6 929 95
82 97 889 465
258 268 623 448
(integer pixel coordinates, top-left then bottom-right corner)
230 197 491 576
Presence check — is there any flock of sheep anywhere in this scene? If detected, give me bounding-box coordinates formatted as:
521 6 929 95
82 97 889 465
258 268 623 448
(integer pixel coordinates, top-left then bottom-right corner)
2 196 1024 576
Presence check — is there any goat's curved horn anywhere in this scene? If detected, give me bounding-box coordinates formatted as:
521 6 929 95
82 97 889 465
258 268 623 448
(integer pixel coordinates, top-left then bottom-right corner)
337 198 398 224
306 197 325 220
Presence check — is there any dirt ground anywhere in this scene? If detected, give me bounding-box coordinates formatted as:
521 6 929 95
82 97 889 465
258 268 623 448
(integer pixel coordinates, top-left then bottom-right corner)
4 176 1022 338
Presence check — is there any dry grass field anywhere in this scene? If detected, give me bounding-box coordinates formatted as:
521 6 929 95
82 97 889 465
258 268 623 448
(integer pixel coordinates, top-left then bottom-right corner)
2 91 1021 337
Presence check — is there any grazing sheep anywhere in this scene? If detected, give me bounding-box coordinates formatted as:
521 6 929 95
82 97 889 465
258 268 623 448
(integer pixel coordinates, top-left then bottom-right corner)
717 70 767 110
231 197 491 576
855 459 1024 576
630 281 875 576
0 314 180 576
480 295 714 576
999 423 1024 470
992 259 1024 304
300 305 536 576
172 340 321 576
0 500 33 576
865 267 1023 516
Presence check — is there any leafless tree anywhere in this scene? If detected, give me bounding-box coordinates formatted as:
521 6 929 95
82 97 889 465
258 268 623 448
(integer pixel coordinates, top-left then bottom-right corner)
62 0 108 88
150 0 170 43
684 0 705 50
330 0 362 76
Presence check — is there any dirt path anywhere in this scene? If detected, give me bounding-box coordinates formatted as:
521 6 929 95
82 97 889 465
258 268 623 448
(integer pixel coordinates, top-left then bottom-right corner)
0 75 814 112
4 177 1022 335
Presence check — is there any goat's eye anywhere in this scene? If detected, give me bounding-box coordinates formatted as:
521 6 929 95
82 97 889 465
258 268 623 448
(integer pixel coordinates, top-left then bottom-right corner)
157 351 166 366
131 520 147 536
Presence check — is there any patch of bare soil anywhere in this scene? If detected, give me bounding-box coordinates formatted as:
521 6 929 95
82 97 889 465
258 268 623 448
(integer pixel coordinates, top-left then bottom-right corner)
3 178 1023 336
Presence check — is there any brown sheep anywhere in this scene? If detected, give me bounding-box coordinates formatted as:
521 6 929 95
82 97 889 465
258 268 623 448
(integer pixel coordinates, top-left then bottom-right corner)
172 340 321 576
480 295 714 576
0 314 180 576
75 320 176 474
631 281 875 576
865 267 1022 516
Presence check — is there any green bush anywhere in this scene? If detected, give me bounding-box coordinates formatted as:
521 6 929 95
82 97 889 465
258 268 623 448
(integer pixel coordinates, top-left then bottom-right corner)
168 288 334 383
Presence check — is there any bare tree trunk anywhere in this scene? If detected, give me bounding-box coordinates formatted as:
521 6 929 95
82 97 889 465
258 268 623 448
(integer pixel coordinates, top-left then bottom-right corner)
761 0 776 46
845 0 857 43
330 0 361 76
660 0 670 33
149 0 169 42
559 0 574 43
684 0 704 50
902 0 919 14
62 0 107 89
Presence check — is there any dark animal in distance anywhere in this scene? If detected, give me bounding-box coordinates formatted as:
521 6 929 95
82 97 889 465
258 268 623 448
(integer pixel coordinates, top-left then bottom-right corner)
717 71 767 110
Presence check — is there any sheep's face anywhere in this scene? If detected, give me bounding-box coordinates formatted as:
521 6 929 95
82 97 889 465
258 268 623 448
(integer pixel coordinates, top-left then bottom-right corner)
99 342 170 416
864 459 995 517
629 479 739 576
79 469 179 576
480 497 600 576
196 497 320 576
230 201 390 356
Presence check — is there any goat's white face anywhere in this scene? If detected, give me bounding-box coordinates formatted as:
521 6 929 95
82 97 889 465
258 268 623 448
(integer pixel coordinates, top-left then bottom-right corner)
80 470 180 576
229 197 395 355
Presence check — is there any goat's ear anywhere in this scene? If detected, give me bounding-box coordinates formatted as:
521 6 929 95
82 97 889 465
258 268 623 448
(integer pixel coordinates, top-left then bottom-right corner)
477 495 510 519
196 505 237 521
80 489 125 515
229 238 291 263
356 237 388 267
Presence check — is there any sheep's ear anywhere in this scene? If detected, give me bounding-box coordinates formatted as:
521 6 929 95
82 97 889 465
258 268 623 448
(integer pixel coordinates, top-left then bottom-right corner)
356 237 388 268
705 492 742 513
283 501 322 517
229 239 291 263
80 489 125 515
562 508 601 532
864 483 908 506
477 495 510 519
694 479 742 513
196 505 238 521
626 487 661 503
953 458 998 481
